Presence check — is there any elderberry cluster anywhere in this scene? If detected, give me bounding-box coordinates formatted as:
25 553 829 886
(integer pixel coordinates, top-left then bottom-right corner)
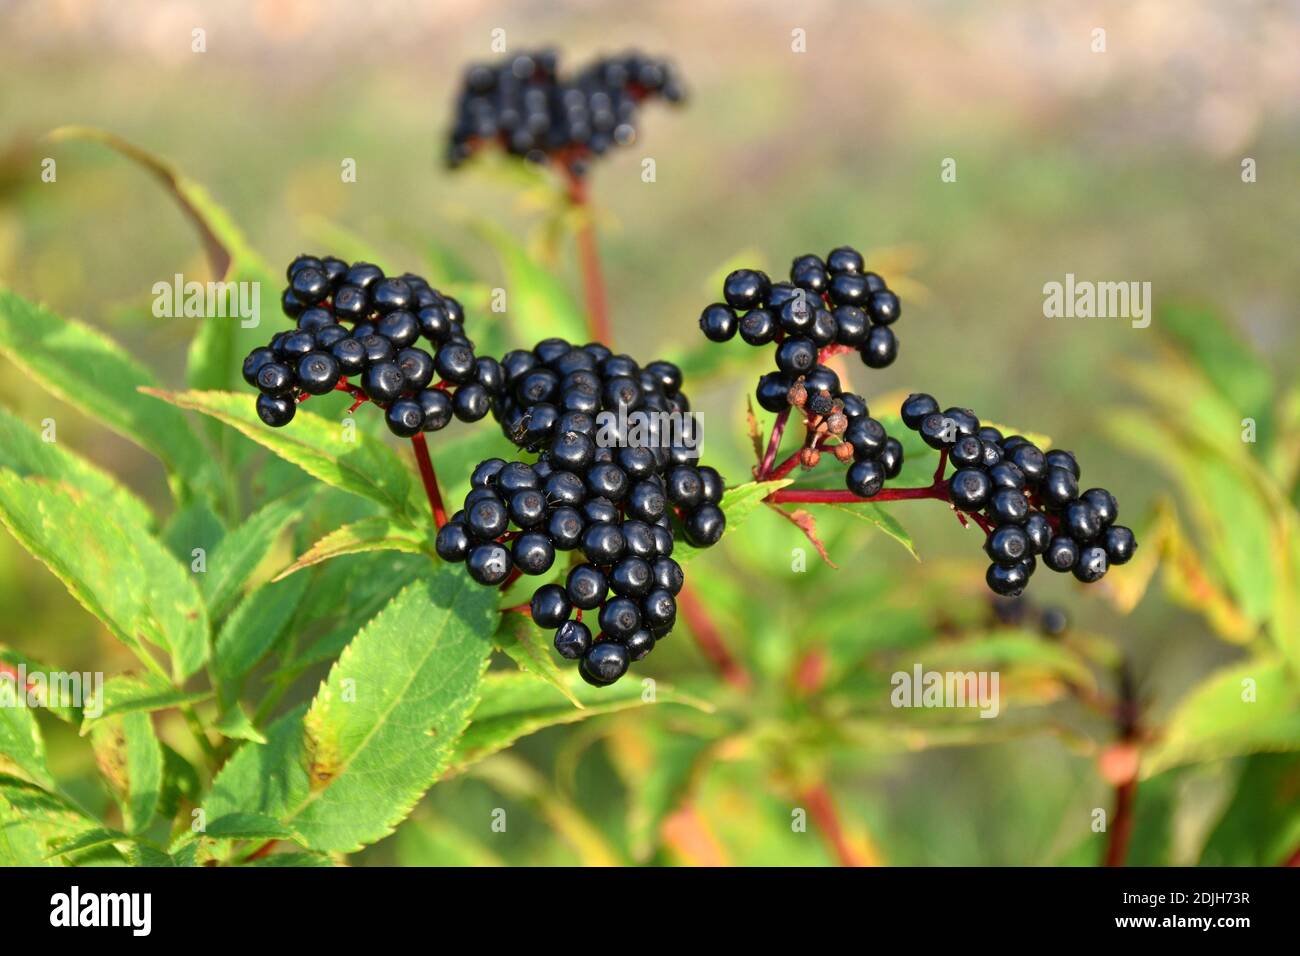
784 380 904 498
241 255 502 435
899 393 1138 596
448 49 684 175
434 337 725 686
698 246 903 415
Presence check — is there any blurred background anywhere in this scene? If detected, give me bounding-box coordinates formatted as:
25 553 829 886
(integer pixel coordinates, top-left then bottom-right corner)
1 0 1297 865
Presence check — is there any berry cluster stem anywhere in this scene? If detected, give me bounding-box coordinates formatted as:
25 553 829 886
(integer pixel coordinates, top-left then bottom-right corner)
409 433 448 529
563 167 613 346
758 407 791 479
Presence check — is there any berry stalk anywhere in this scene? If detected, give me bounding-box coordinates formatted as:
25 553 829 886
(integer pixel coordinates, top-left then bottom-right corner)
409 433 448 529
758 407 791 479
563 167 613 346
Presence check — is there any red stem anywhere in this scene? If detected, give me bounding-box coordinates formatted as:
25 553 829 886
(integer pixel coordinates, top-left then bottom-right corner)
563 167 612 346
677 582 751 690
801 783 865 867
408 433 447 529
769 485 945 505
758 408 791 479
1281 843 1300 867
1104 778 1138 867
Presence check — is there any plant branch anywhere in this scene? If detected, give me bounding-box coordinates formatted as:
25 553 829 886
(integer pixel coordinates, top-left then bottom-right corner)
409 433 447 529
758 407 791 479
677 582 751 690
1103 664 1141 867
801 782 866 867
562 167 612 345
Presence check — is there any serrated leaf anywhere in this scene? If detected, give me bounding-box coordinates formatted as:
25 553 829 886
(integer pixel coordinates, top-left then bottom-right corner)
47 827 133 858
674 479 793 564
0 405 153 529
0 289 215 497
90 712 162 834
0 685 54 789
446 670 711 776
0 785 49 864
213 703 268 745
274 516 428 582
493 613 582 708
0 647 79 724
823 501 919 560
205 567 497 853
213 573 310 712
1143 657 1300 777
80 673 211 734
0 776 114 865
768 505 838 568
201 812 297 842
202 492 308 619
474 220 589 344
162 498 226 567
145 389 414 518
0 473 209 682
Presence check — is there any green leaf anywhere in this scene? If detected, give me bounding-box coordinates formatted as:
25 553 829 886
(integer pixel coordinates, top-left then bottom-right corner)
0 472 209 682
0 647 79 724
205 567 497 853
80 673 211 734
161 499 226 567
202 492 308 619
822 502 918 559
273 516 429 582
0 785 50 864
212 703 268 744
0 776 115 865
0 686 54 789
213 572 311 710
145 389 414 518
474 220 589 343
674 479 792 564
0 288 216 497
1157 304 1274 444
1199 754 1300 865
89 713 162 834
199 812 298 842
47 827 133 859
447 670 711 776
0 405 153 529
1143 657 1300 776
242 851 336 867
493 613 582 708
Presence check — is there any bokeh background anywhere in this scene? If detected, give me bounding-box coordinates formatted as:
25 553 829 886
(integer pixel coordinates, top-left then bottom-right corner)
1 0 1298 865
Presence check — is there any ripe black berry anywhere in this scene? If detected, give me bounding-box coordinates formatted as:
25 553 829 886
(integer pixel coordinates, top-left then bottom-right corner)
566 564 608 610
296 352 341 395
466 543 511 585
846 459 885 498
256 393 296 427
554 620 593 660
580 642 629 686
511 532 555 574
385 399 425 437
435 521 472 562
1044 536 1080 573
683 504 725 547
1103 525 1137 564
986 561 1029 597
363 362 406 404
699 303 737 342
950 468 993 511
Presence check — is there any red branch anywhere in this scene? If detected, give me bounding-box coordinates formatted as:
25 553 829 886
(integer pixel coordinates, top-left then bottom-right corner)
757 408 791 479
562 167 612 346
1104 778 1138 867
677 582 751 690
801 783 865 867
409 433 447 529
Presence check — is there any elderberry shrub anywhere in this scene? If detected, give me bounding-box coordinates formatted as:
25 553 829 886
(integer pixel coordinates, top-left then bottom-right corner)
436 337 725 687
899 393 1137 597
699 245 904 414
448 49 684 176
242 255 502 434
